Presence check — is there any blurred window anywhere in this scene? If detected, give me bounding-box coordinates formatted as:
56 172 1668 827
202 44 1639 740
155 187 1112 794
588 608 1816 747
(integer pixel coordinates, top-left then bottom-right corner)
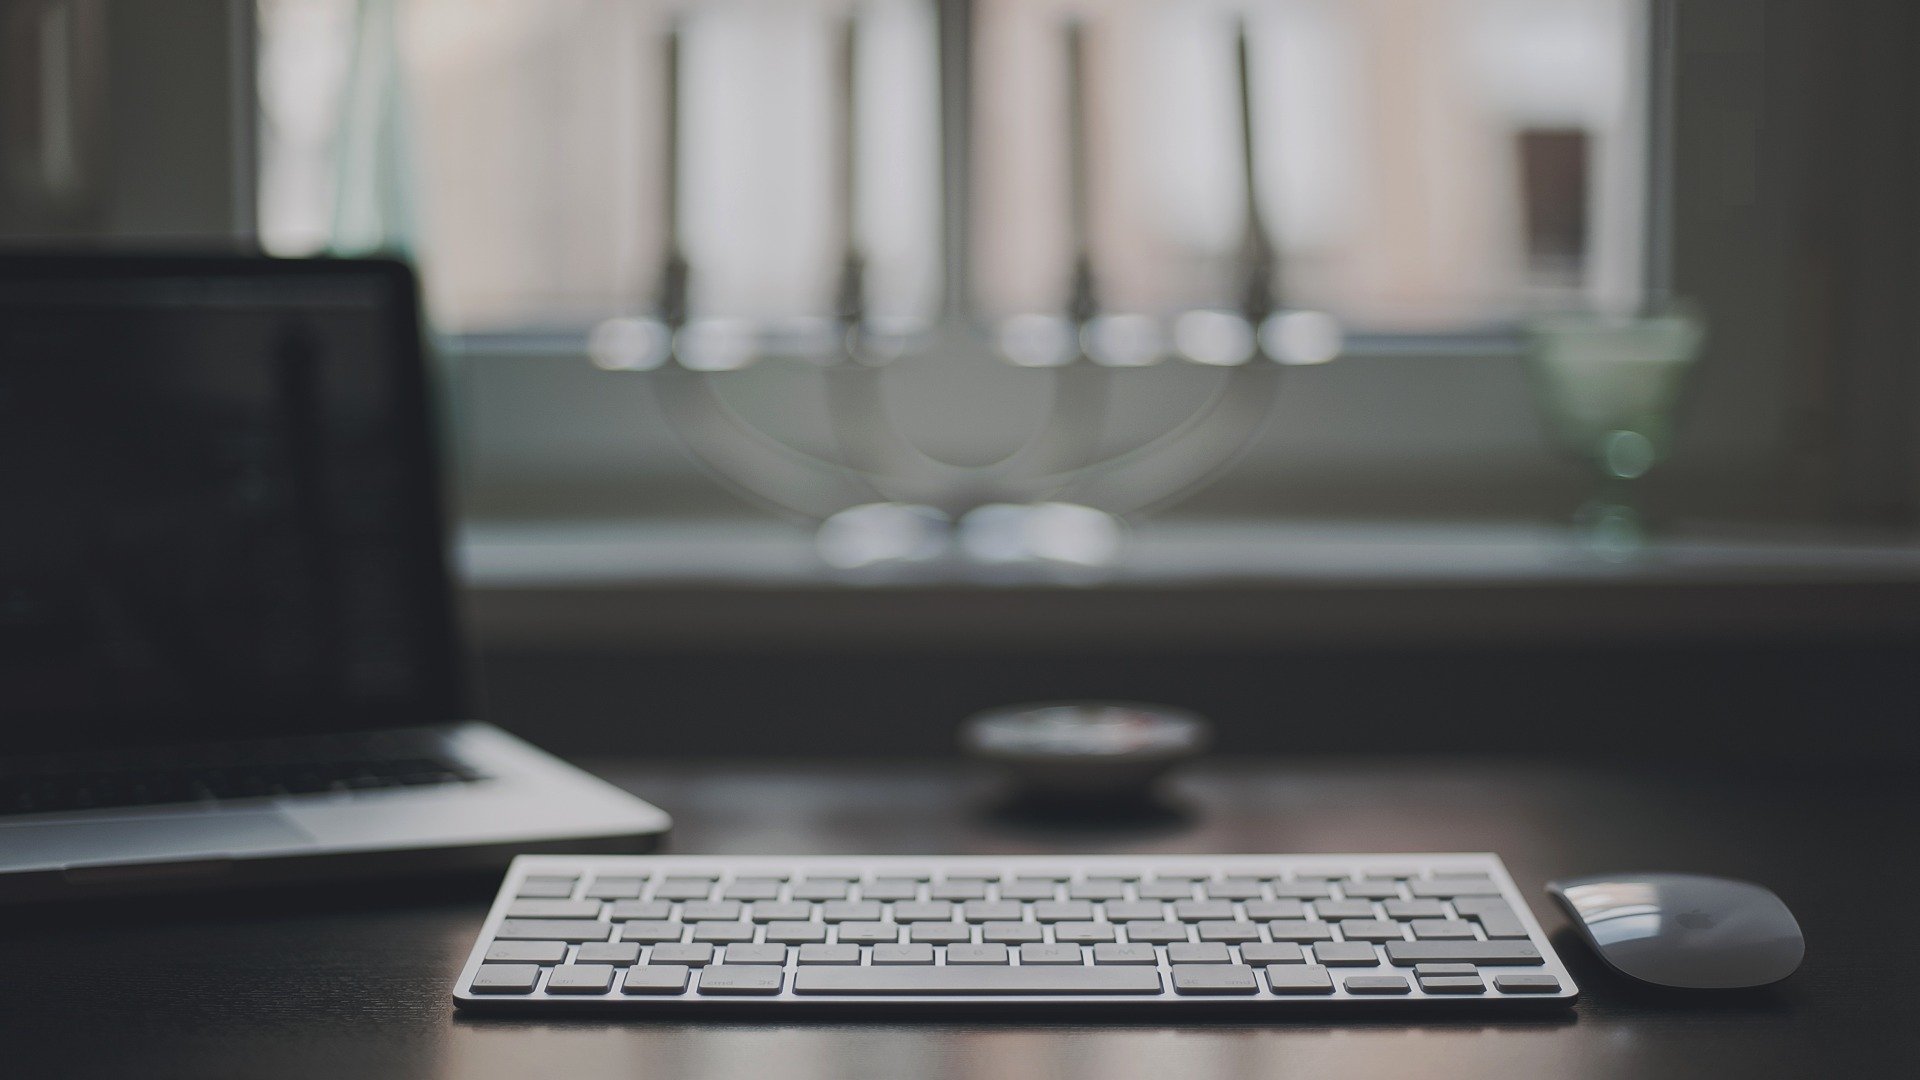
257 0 1650 336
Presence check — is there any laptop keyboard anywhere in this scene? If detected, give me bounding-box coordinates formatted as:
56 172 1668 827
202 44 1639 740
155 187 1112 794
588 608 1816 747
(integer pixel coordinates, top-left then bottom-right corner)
454 854 1577 1012
0 754 485 815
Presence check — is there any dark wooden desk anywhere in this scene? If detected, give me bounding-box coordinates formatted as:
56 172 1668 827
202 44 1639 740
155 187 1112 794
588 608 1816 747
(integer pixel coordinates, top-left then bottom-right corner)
5 759 1914 1079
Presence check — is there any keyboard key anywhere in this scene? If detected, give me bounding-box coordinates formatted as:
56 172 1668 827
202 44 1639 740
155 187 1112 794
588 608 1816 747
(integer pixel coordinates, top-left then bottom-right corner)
546 964 616 994
1236 943 1304 966
653 878 715 901
1270 881 1335 899
1124 921 1189 944
649 943 714 967
1410 919 1478 940
1494 973 1563 994
1266 920 1335 942
1137 880 1196 900
1338 919 1406 941
1019 943 1084 965
930 880 991 901
516 876 578 898
584 878 645 899
1409 877 1502 898
837 922 901 944
722 879 783 901
749 901 812 923
470 964 541 994
797 944 861 965
681 901 743 922
485 941 567 964
1419 975 1487 994
1414 963 1479 977
1102 900 1166 922
1243 899 1308 920
691 922 755 943
909 923 972 944
961 900 1024 922
1344 975 1411 994
946 943 1011 965
1478 913 1530 939
793 967 1162 995
1314 900 1376 920
1384 941 1544 966
620 921 686 944
1067 879 1128 901
873 943 936 965
861 879 920 901
697 966 785 995
1339 881 1402 900
764 921 829 944
1384 899 1448 920
722 944 789 965
821 901 884 923
505 899 602 920
1197 921 1261 943
982 922 1045 944
1166 942 1232 964
609 900 673 921
940 869 1002 881
1204 879 1264 900
1092 943 1158 965
893 901 955 922
497 919 612 943
999 880 1059 901
1173 900 1235 921
1033 901 1096 922
1264 965 1335 994
1054 922 1117 943
1312 942 1378 966
1171 964 1258 994
622 965 691 994
791 880 851 901
576 942 641 964
1451 897 1530 937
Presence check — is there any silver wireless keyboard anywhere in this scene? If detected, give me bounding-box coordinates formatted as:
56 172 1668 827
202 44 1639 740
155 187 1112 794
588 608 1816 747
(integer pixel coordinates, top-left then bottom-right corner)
453 853 1577 1013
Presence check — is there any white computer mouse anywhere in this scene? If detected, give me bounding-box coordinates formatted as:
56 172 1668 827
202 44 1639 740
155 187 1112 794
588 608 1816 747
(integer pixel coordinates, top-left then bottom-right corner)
1547 872 1804 989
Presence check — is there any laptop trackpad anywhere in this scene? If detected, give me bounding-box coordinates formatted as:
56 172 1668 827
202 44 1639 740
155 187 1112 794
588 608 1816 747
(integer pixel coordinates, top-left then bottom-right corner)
1 810 315 872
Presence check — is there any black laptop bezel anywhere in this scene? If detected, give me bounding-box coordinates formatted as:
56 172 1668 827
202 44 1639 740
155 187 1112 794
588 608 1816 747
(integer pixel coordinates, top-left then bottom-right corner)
0 253 470 753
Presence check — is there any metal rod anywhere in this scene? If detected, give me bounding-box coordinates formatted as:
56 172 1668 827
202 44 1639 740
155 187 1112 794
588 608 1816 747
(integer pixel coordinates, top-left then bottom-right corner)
833 11 865 329
1642 0 1677 310
936 0 972 321
1234 16 1277 320
1063 18 1097 326
656 18 689 327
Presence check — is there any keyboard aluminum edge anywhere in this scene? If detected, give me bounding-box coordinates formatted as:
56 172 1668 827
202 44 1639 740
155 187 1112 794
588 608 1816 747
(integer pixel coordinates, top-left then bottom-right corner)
451 853 1579 1012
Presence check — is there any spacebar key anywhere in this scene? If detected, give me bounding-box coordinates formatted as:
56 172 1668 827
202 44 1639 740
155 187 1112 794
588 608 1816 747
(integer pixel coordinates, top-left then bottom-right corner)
794 967 1162 995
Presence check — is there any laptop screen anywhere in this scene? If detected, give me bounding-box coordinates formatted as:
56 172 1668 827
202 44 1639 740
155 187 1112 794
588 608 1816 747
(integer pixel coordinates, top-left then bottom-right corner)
0 257 464 754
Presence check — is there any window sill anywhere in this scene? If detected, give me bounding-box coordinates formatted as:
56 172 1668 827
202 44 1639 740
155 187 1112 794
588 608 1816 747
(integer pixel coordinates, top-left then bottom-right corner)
459 518 1920 650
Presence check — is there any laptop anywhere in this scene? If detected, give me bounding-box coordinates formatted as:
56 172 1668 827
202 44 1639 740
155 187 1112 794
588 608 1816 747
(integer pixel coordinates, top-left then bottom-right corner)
0 253 670 903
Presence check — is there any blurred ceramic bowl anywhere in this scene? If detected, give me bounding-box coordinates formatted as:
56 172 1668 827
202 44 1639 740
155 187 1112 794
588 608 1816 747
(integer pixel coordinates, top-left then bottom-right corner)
960 702 1211 801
